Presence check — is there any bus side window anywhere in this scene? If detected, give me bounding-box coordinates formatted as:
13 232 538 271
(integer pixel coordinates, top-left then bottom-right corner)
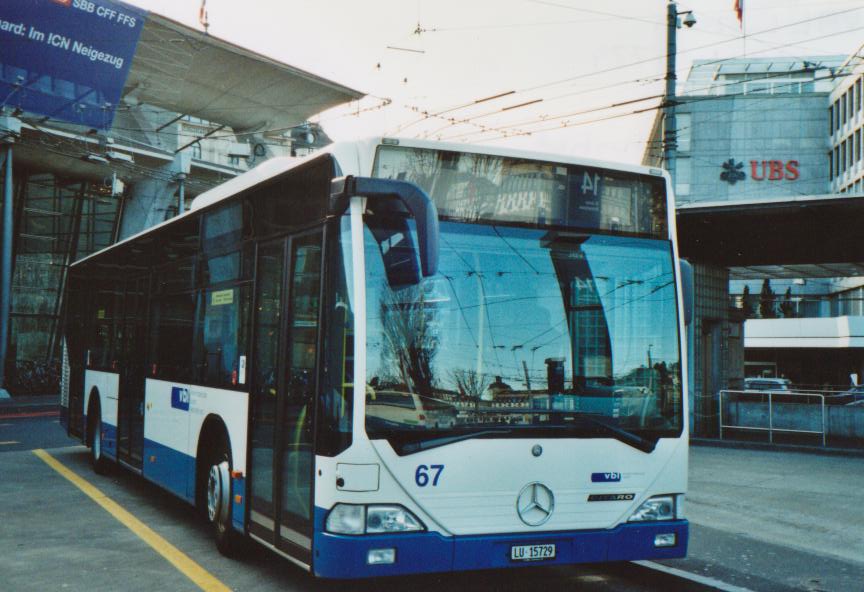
317 217 354 456
91 276 120 370
148 293 196 383
198 286 251 388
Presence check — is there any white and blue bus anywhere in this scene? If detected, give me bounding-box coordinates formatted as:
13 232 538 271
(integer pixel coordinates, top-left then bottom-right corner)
61 137 691 578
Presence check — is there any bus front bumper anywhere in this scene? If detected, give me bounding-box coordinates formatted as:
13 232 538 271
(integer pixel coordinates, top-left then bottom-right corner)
312 514 688 579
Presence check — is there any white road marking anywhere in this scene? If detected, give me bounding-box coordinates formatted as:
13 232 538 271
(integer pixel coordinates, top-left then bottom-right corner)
635 560 756 592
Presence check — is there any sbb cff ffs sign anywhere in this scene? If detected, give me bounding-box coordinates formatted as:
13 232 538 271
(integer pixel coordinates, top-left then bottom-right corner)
751 160 799 181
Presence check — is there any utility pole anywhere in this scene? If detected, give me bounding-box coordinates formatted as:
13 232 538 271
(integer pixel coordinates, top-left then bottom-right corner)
664 2 695 185
664 1 678 184
664 1 696 435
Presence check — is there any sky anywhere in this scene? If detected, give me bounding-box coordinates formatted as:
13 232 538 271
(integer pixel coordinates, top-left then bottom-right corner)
124 0 864 164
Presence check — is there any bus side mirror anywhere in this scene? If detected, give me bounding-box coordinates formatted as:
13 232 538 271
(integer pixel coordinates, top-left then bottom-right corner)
331 176 440 277
679 259 694 326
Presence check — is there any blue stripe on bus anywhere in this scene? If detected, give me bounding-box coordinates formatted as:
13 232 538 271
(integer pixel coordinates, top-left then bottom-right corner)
138 440 245 534
311 507 687 579
142 438 195 503
102 422 118 460
232 476 246 532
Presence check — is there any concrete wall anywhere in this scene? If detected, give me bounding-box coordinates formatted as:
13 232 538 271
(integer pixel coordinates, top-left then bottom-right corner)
723 399 864 442
677 94 830 203
692 263 744 437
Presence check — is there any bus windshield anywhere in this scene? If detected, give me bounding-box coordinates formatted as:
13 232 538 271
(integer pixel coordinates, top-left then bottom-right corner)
361 214 683 454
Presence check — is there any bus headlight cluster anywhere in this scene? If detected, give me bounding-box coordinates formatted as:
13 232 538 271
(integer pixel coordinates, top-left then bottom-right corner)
627 495 677 522
326 504 425 535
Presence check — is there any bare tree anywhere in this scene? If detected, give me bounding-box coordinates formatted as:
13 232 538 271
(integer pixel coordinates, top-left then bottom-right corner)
380 284 437 397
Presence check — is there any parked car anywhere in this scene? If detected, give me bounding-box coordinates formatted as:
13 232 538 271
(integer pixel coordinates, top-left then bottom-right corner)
366 390 458 429
743 377 793 392
825 384 864 405
842 384 864 403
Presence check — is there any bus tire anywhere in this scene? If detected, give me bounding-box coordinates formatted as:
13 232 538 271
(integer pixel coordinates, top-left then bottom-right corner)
88 399 110 475
206 440 242 556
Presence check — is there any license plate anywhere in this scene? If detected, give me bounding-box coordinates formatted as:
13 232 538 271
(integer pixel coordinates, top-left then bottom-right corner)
510 544 556 562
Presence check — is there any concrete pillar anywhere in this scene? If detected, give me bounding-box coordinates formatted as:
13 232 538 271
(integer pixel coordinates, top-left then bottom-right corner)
0 116 20 397
118 151 192 240
244 133 277 168
0 145 12 397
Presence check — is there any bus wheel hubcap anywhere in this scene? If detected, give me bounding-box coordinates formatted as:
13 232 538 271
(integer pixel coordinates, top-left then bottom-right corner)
207 465 221 522
93 422 100 459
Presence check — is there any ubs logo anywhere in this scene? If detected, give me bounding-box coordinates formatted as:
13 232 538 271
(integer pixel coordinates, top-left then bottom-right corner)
720 159 746 185
720 158 800 185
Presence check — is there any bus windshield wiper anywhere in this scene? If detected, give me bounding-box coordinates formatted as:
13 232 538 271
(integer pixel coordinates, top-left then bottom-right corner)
574 413 657 453
516 410 657 453
398 429 512 455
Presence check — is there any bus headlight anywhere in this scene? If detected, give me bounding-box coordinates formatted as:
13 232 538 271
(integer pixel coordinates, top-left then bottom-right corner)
325 504 425 535
326 504 365 534
627 495 676 522
366 505 423 533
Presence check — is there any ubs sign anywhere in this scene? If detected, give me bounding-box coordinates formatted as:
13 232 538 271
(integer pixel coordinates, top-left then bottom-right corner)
720 159 800 185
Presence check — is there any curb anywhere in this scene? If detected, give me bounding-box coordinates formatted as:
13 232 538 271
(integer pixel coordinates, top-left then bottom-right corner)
0 396 60 417
690 436 864 458
0 409 59 420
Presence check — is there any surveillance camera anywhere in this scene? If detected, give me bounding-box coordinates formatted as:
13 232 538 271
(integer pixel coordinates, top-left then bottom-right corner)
682 12 696 28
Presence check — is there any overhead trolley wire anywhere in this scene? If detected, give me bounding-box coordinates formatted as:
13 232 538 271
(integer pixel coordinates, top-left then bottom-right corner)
444 23 864 144
392 5 864 139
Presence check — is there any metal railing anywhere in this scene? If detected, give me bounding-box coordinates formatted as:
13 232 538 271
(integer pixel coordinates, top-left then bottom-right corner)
719 390 826 446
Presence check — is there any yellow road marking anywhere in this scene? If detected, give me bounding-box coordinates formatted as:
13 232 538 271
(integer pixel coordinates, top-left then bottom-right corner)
33 449 231 592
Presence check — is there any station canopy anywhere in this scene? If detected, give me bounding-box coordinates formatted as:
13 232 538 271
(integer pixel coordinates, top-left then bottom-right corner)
6 9 364 193
123 13 364 132
676 194 864 280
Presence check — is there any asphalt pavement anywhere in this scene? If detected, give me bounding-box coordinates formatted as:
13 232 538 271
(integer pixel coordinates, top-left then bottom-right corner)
2 395 863 591
663 443 864 591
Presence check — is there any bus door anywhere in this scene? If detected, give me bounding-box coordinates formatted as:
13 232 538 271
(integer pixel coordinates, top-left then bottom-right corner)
249 232 322 563
65 275 88 438
117 275 147 469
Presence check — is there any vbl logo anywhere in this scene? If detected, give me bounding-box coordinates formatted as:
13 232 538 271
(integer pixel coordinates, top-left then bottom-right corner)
591 472 622 483
171 387 190 411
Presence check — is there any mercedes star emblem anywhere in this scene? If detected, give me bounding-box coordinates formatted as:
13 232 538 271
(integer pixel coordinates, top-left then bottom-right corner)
516 482 555 526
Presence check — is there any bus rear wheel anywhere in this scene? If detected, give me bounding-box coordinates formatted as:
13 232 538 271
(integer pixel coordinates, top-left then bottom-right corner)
88 405 110 475
206 446 242 556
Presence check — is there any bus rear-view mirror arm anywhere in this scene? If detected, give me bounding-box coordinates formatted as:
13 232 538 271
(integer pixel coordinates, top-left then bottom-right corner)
330 176 440 277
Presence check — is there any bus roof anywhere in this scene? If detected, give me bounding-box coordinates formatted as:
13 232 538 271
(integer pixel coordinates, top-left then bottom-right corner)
71 137 670 267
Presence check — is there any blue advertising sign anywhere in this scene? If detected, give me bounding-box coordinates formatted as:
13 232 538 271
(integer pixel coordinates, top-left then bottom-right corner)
0 0 147 129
